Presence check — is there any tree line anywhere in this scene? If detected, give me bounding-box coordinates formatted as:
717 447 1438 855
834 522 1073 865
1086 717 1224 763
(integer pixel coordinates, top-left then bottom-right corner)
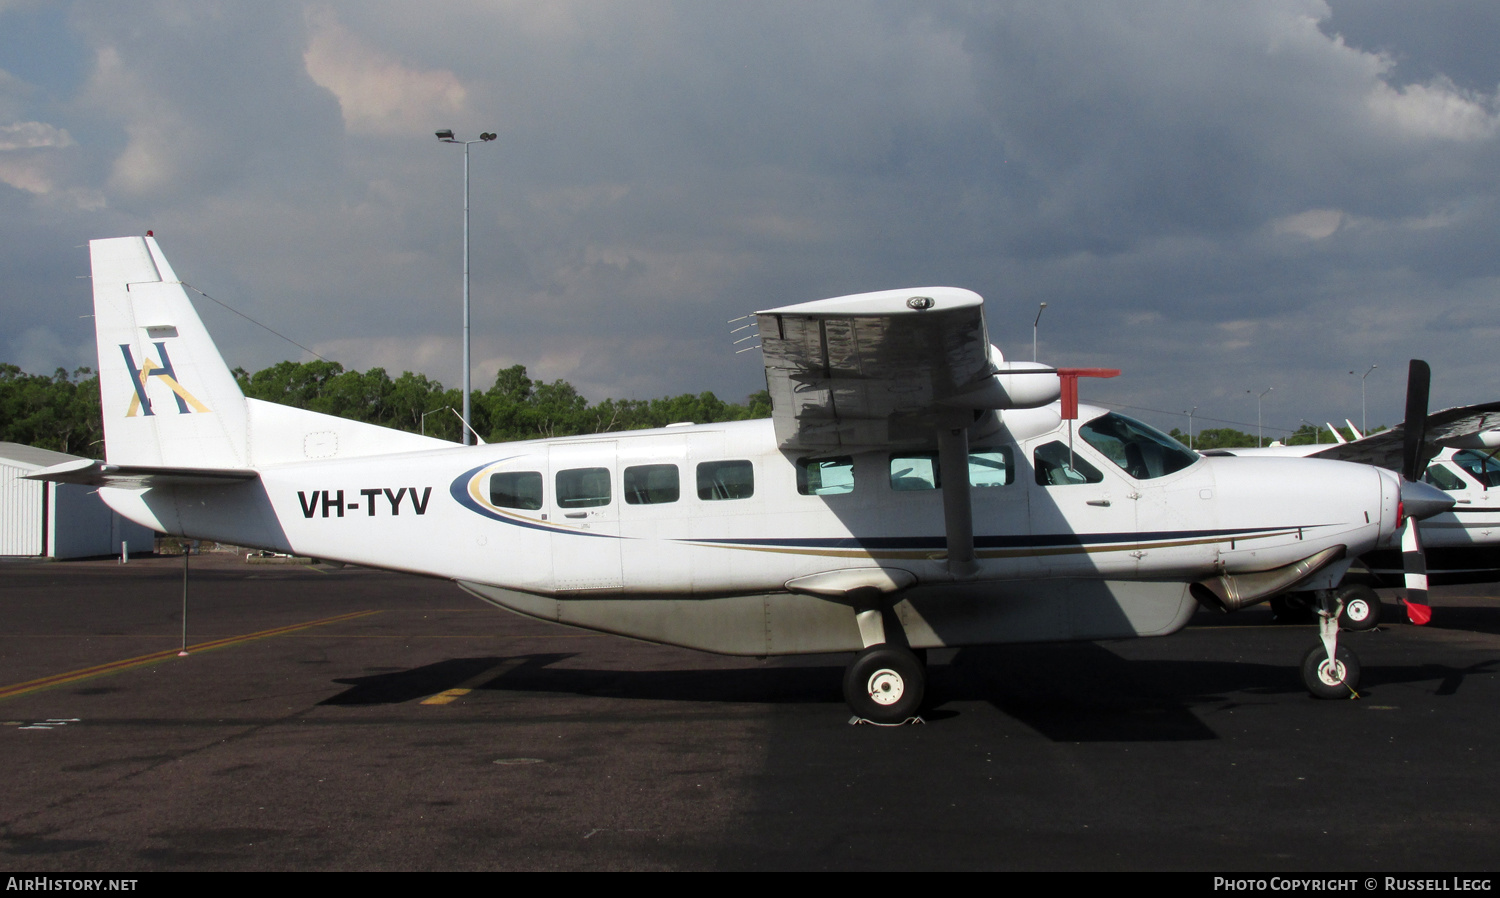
2 359 1376 458
1 360 770 456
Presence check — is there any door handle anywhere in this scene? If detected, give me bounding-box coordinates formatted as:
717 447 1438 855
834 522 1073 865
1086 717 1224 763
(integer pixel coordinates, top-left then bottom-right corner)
1087 499 1111 507
565 512 588 518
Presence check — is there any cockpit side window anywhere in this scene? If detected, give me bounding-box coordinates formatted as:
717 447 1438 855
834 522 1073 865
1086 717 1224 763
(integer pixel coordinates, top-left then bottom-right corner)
1079 412 1197 480
1424 464 1469 492
1453 450 1500 489
1033 441 1104 486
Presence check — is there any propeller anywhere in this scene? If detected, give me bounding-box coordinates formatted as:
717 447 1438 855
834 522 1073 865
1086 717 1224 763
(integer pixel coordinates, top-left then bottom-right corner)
1397 360 1441 625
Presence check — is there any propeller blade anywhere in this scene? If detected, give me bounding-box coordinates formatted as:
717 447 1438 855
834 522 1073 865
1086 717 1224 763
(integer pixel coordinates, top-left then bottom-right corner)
1399 516 1432 626
1402 360 1431 482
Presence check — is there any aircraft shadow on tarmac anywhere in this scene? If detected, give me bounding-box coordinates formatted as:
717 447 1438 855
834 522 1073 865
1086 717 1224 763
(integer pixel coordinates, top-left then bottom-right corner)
314 640 1495 742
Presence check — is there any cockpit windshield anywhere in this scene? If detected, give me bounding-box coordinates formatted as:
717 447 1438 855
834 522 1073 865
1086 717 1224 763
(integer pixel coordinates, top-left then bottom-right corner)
1079 412 1198 480
1453 450 1500 489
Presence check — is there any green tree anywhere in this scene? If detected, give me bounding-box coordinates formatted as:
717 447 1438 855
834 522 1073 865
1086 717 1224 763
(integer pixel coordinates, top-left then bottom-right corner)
6 357 775 454
0 364 102 455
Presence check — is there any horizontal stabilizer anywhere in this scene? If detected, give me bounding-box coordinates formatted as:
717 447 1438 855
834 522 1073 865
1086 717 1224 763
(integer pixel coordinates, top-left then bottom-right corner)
24 457 258 489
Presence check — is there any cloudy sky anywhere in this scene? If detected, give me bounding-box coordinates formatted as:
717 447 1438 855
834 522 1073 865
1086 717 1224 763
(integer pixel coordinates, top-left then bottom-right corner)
3 1 1498 439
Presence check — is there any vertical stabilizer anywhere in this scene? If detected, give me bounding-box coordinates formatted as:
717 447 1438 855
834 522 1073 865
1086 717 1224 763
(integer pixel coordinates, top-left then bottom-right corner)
92 236 249 467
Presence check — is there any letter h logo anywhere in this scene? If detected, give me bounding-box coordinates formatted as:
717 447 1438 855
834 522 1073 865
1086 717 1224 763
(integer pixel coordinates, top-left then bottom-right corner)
120 342 210 416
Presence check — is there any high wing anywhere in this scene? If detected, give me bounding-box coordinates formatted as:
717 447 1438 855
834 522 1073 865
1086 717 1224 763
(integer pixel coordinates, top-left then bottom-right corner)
1308 401 1500 470
756 287 1058 452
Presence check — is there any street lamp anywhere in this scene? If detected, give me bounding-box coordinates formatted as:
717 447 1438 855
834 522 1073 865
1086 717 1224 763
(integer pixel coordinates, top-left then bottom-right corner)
1300 418 1319 445
1033 302 1047 362
1350 364 1377 436
436 129 497 445
1247 387 1272 447
1183 406 1197 450
420 406 455 437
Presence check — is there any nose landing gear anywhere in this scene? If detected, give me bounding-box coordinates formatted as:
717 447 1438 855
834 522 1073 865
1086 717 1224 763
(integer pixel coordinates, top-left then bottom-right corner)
1302 588 1361 699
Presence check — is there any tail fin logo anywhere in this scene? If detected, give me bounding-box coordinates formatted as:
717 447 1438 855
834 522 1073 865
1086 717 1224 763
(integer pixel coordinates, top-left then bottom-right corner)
120 342 211 417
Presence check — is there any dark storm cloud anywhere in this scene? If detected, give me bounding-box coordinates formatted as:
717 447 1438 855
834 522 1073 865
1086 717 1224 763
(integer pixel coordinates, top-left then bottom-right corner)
1 1 1497 435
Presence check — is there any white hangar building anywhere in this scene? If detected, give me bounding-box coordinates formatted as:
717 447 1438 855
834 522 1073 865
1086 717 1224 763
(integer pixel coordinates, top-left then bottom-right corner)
0 442 156 559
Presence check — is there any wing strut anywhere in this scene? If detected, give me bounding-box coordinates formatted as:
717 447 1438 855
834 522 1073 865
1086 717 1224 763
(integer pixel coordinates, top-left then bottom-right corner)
938 424 977 578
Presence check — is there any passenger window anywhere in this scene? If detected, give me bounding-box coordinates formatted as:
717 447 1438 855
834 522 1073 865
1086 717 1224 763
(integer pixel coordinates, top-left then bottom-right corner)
890 452 940 491
1424 464 1469 492
969 448 1014 487
1034 441 1104 486
556 467 611 508
697 460 754 500
890 449 1015 490
490 471 543 510
624 464 680 505
797 456 854 495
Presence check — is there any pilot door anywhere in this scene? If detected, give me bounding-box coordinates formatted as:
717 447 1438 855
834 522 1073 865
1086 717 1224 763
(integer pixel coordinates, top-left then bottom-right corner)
547 440 623 591
1026 437 1139 578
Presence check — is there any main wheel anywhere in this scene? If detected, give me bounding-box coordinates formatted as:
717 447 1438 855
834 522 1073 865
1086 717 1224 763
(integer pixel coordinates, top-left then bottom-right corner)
1301 644 1361 699
843 644 925 723
1337 584 1381 631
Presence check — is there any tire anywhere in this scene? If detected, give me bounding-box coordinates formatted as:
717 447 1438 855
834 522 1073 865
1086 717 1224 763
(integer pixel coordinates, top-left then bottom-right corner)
1337 584 1381 631
1301 644 1361 699
843 644 925 723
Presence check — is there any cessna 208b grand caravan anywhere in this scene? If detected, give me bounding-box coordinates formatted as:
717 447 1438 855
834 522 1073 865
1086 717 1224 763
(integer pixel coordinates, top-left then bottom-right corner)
30 236 1455 721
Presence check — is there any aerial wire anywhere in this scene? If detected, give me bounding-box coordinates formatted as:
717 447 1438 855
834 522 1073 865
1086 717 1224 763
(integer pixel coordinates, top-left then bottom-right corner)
180 282 331 363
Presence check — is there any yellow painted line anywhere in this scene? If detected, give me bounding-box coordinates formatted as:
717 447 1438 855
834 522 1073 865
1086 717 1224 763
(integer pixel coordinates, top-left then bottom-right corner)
0 610 380 702
421 659 526 705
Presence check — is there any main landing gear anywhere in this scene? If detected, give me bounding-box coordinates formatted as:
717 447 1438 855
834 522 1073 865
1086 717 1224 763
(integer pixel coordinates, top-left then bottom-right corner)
843 644 926 724
1301 588 1361 699
1271 583 1381 631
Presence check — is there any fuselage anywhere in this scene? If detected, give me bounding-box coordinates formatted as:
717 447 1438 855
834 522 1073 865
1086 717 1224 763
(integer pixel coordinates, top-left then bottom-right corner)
111 405 1399 601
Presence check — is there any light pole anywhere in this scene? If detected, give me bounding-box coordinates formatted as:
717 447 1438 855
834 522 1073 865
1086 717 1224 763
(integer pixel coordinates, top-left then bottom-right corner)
1183 406 1197 450
420 406 454 437
1247 387 1272 447
1350 364 1377 436
1033 302 1047 362
436 129 497 446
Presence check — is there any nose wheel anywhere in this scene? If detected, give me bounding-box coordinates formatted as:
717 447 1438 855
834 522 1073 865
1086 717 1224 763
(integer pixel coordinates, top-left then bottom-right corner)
844 644 926 724
1301 589 1361 699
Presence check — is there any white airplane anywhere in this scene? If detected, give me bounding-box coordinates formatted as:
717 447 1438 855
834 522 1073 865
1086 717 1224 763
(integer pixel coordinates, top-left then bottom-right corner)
1207 396 1500 630
29 236 1456 720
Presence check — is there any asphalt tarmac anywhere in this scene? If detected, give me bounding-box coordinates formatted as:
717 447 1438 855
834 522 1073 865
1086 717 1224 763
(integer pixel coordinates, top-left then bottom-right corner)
2 554 1497 871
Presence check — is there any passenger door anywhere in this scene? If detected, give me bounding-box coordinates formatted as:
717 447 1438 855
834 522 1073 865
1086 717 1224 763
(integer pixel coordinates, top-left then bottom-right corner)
548 440 622 591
